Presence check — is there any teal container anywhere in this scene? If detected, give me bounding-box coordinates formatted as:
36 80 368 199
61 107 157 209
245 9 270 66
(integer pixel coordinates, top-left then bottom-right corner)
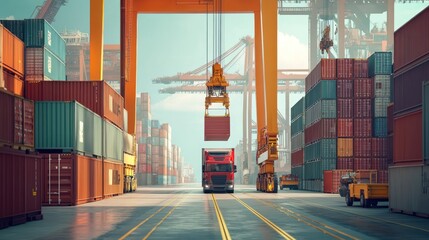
291 97 305 122
43 48 66 80
368 52 392 77
157 175 167 185
373 118 388 137
304 160 322 180
304 139 337 162
321 158 337 173
423 81 429 163
103 119 124 161
291 115 304 136
151 120 160 128
305 100 337 127
374 75 391 98
305 80 337 109
0 20 25 40
291 165 303 179
35 101 102 157
24 19 66 62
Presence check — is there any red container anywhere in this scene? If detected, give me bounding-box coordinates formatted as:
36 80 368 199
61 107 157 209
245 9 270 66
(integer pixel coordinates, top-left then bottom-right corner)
372 158 388 170
393 110 423 165
324 169 353 193
387 135 393 165
372 138 388 157
354 138 372 157
337 158 354 170
304 118 336 144
353 59 369 78
103 159 124 198
23 100 34 147
354 158 372 170
394 7 429 72
387 103 394 134
291 149 304 167
337 119 353 137
204 116 230 141
354 118 372 137
336 79 353 98
354 98 372 118
3 70 23 96
377 170 388 184
354 78 373 98
305 59 336 92
25 81 124 129
0 148 42 228
136 121 142 139
0 25 25 76
337 99 353 118
41 153 103 206
336 59 354 79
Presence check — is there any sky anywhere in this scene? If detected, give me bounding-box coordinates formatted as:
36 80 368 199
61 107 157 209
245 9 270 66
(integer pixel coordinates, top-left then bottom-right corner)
1 1 429 181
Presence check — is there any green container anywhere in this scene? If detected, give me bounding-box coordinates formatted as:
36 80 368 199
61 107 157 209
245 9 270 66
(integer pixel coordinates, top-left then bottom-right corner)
304 139 337 162
321 158 337 173
24 19 66 62
305 100 337 127
103 119 123 162
0 20 25 40
304 160 322 180
305 80 336 109
368 52 392 77
35 101 102 157
43 48 66 80
291 115 304 136
291 97 305 122
424 81 429 163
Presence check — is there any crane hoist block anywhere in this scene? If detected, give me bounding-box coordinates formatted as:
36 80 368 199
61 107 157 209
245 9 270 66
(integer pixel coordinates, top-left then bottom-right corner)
204 116 230 141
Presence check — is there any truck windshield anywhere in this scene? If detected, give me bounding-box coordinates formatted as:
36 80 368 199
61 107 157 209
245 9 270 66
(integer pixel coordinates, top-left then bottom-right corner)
206 164 232 172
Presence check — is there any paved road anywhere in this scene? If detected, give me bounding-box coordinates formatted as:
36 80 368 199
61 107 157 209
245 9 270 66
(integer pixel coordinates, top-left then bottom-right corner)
1 184 428 239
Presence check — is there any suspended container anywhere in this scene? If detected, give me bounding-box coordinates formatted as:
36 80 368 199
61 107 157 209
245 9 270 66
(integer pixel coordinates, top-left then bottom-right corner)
204 116 230 141
368 52 393 77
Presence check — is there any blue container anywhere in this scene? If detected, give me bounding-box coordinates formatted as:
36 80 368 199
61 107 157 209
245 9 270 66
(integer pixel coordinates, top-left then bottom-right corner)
373 117 388 137
368 52 392 77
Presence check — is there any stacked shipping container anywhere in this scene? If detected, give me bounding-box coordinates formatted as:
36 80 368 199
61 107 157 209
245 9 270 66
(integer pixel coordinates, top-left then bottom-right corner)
136 93 152 185
291 97 305 190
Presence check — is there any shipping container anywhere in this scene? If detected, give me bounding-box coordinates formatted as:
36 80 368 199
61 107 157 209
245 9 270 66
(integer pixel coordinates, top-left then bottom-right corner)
305 59 336 92
354 158 372 170
305 80 336 109
354 118 372 137
291 131 304 152
3 70 23 96
25 81 124 129
378 170 388 184
389 165 429 217
291 149 304 167
337 118 353 137
373 75 391 98
302 179 323 192
368 52 392 77
25 47 66 81
304 118 336 144
291 97 305 122
354 98 372 118
393 58 429 114
304 160 322 180
372 158 388 171
373 97 390 118
41 153 103 206
354 138 372 157
372 138 388 157
336 59 354 79
103 159 124 197
0 148 42 228
387 103 394 135
104 120 123 162
0 24 24 76
304 139 336 162
324 169 353 194
336 79 353 99
394 110 423 165
123 132 135 155
35 101 102 157
0 20 25 41
337 158 354 170
425 81 429 164
353 59 368 78
373 118 388 137
393 7 429 72
305 100 336 126
337 138 353 157
354 78 373 98
291 115 304 136
337 98 353 118
204 116 230 141
291 166 303 189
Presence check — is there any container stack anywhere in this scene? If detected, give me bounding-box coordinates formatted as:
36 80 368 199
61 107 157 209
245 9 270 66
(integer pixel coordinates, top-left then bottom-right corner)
291 97 305 190
151 120 161 184
389 7 429 217
303 59 337 192
160 123 171 185
136 93 152 185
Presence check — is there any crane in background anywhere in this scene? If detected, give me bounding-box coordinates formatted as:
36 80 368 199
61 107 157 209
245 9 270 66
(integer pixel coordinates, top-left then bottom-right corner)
32 0 67 23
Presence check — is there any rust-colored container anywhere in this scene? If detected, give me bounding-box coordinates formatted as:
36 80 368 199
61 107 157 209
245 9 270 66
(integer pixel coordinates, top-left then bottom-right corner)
394 7 429 72
291 149 304 167
204 116 230 141
354 98 372 118
337 138 353 157
304 118 336 144
354 158 372 170
305 59 336 92
353 59 369 78
23 100 34 147
0 148 42 228
3 70 23 96
0 25 24 76
354 138 372 157
41 153 103 206
337 99 353 118
103 159 124 198
324 169 353 193
354 78 373 98
336 79 353 98
354 118 372 137
25 81 124 129
387 103 394 135
337 158 354 170
372 158 388 170
393 110 423 165
377 170 388 184
372 138 388 157
336 59 354 79
337 119 353 137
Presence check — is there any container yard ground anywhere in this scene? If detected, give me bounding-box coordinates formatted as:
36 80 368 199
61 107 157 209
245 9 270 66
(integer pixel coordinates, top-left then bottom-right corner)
1 185 428 240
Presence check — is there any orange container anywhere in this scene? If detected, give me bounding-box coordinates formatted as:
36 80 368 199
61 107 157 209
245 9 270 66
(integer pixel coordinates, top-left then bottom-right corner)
337 138 353 157
3 70 23 96
0 25 24 76
205 116 230 141
103 159 124 197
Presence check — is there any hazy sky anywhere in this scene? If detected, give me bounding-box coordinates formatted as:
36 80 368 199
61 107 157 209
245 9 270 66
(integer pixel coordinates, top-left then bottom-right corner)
1 1 428 180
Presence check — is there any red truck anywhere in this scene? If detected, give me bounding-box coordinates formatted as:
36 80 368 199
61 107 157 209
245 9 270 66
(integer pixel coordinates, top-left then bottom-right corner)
202 148 237 193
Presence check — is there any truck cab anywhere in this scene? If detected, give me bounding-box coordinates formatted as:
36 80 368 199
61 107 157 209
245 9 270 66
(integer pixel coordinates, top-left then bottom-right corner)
202 148 236 193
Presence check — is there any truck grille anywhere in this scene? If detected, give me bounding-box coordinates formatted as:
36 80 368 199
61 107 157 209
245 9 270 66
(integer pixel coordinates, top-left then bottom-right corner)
211 175 227 185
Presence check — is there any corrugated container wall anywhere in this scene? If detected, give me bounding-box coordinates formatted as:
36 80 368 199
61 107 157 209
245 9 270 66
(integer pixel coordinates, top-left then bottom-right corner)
305 59 336 92
368 52 393 77
0 20 25 41
353 59 368 78
103 120 124 162
35 101 102 157
336 59 354 79
2 70 24 96
394 110 423 165
291 97 305 121
373 98 390 117
336 79 353 98
304 139 337 162
304 119 336 144
103 160 124 197
373 118 388 137
0 24 24 76
374 75 391 98
25 47 66 81
204 116 230 141
305 100 336 126
305 80 336 109
424 81 429 164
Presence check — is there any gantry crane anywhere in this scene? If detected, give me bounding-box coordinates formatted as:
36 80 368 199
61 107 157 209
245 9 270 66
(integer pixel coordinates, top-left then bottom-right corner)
32 0 67 23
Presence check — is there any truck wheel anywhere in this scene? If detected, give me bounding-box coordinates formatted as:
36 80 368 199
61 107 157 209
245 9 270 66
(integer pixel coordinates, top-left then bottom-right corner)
203 189 209 194
360 192 367 208
371 201 378 207
345 191 353 206
227 189 234 193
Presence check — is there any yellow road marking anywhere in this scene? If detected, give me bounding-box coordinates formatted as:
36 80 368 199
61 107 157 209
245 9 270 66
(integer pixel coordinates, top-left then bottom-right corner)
212 194 232 240
231 194 296 240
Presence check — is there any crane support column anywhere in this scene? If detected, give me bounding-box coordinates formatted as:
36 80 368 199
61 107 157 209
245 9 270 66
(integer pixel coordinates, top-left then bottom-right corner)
90 0 104 80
